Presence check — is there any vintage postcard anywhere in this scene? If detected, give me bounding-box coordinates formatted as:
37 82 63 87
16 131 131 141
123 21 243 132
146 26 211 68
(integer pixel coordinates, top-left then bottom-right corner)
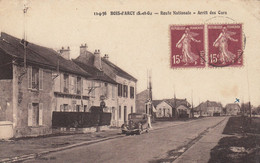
0 0 259 163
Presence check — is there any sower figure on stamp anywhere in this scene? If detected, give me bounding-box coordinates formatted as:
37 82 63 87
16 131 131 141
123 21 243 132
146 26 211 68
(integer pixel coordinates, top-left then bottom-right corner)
176 28 201 65
213 27 238 63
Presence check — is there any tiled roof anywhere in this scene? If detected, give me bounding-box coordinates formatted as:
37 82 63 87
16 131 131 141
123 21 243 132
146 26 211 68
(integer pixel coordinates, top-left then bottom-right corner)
101 58 137 82
0 32 90 77
225 103 240 109
165 98 191 108
152 100 163 107
153 98 191 108
72 60 117 84
194 101 223 111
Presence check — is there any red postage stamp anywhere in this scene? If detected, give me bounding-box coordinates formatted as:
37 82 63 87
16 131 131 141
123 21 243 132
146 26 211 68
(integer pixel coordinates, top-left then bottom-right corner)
208 24 243 67
170 25 205 68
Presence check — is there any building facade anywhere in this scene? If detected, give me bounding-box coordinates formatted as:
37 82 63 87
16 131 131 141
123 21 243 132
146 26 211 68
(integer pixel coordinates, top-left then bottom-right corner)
74 45 137 127
0 32 137 138
195 100 223 116
0 33 90 137
153 98 191 118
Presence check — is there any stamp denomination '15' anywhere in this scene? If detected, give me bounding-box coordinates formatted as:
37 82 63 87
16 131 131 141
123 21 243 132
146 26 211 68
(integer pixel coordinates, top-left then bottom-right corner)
170 25 205 68
208 24 243 67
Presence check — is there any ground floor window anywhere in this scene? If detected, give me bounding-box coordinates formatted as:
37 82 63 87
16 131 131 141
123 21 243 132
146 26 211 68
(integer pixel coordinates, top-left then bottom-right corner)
60 104 69 112
28 103 43 126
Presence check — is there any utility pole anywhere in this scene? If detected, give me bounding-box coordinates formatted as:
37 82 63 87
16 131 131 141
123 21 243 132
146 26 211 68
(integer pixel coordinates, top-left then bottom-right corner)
173 86 178 119
23 4 29 68
191 89 194 118
148 69 152 116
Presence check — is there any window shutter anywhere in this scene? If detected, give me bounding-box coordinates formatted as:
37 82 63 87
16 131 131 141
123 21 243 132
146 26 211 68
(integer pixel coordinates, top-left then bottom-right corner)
74 77 77 94
39 103 43 125
112 86 115 99
92 81 95 96
28 67 32 89
28 103 33 126
39 69 43 90
60 73 64 92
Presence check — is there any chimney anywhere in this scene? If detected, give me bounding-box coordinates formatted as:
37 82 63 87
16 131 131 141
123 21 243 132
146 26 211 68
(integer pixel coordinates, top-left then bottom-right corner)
80 43 87 56
59 46 70 60
103 54 109 60
94 49 102 70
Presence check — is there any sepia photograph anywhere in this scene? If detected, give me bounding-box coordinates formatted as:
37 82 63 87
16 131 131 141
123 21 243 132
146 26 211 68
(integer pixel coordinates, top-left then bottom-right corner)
0 0 260 162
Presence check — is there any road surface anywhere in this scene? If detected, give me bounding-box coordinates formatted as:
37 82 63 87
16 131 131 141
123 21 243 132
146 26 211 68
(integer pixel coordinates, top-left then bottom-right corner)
25 117 227 163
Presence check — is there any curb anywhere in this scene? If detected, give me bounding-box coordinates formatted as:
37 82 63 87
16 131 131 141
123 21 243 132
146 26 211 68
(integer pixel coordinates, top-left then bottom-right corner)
172 117 228 163
0 134 124 163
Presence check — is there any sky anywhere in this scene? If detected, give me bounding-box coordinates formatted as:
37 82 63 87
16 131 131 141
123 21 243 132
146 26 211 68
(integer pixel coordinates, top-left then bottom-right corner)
0 0 260 106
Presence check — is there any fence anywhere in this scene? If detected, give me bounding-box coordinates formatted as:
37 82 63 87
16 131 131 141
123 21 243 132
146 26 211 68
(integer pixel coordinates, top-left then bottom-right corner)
52 112 111 128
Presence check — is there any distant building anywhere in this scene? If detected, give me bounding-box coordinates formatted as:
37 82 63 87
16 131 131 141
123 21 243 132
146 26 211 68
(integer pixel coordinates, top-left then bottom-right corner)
153 98 191 118
136 89 155 114
195 100 223 116
225 103 240 115
136 89 149 114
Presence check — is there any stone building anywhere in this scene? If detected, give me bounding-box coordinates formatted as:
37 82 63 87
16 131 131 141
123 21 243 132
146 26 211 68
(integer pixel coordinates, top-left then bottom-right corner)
0 32 90 137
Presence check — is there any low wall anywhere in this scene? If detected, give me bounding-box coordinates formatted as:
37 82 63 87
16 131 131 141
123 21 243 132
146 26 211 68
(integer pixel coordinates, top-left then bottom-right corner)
0 121 13 139
52 112 112 128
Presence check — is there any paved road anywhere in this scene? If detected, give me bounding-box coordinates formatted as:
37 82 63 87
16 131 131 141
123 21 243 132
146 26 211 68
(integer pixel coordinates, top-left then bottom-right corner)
25 117 227 163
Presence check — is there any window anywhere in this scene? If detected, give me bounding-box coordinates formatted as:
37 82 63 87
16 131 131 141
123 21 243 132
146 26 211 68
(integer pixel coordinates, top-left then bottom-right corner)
32 68 39 89
123 85 128 98
28 103 43 126
118 84 122 97
63 104 69 111
76 77 81 94
64 74 69 93
119 106 121 120
130 87 134 99
28 67 43 90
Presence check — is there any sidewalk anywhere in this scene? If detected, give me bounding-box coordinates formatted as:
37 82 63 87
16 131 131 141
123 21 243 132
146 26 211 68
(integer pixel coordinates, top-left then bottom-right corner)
0 118 204 163
173 117 229 163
